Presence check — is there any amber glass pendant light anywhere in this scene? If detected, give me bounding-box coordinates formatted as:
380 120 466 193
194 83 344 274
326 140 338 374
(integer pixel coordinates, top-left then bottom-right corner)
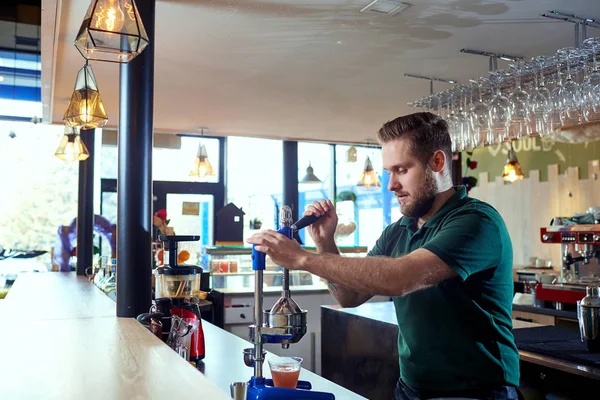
189 142 215 178
357 156 381 189
55 126 90 162
63 62 108 129
501 142 525 183
75 0 149 63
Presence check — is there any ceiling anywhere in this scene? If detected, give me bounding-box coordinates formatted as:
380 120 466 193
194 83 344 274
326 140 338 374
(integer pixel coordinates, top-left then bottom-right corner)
41 0 600 144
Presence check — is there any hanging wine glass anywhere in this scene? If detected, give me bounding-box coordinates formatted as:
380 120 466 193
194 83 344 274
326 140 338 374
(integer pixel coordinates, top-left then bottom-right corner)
487 71 511 144
469 79 490 148
445 90 460 152
581 37 600 122
508 62 531 140
458 86 473 151
547 54 564 133
556 47 583 126
528 56 552 137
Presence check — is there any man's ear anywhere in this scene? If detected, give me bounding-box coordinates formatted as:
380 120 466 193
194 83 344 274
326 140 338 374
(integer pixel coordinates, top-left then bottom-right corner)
429 150 447 173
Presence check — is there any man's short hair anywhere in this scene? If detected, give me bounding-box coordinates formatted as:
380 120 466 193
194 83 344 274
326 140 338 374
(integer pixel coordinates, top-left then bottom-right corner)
377 112 453 172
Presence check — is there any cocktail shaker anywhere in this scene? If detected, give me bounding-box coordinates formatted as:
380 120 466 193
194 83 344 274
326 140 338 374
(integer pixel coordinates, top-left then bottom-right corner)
577 286 600 352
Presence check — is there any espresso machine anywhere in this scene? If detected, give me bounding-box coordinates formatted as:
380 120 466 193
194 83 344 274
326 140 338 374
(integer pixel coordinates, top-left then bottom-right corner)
538 224 600 306
154 235 206 363
241 206 335 400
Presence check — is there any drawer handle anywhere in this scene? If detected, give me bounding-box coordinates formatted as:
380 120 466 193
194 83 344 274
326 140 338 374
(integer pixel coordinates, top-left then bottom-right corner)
516 317 534 323
240 313 246 319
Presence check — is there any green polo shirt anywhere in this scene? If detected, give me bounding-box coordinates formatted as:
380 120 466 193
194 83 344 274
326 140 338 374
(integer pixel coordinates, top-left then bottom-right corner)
368 186 519 394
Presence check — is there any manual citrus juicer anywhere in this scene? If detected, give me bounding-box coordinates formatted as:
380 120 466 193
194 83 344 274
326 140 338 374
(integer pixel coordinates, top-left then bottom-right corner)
242 205 335 400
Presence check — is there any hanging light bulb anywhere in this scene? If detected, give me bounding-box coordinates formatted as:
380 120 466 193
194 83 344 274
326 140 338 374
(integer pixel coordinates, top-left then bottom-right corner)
299 161 322 183
75 0 149 63
357 156 381 189
55 126 90 162
64 63 108 129
501 142 525 183
189 142 215 178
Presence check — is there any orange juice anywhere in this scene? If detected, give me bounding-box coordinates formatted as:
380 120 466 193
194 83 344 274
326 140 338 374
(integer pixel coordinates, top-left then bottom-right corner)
271 367 300 389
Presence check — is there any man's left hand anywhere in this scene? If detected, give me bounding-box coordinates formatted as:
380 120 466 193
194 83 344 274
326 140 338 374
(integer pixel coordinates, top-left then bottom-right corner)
246 230 307 270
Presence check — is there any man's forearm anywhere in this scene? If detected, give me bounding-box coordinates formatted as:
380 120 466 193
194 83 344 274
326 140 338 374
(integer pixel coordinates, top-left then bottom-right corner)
313 239 372 307
299 249 455 297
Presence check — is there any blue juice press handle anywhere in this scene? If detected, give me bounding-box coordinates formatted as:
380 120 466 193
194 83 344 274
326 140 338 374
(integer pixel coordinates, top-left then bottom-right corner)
252 246 266 271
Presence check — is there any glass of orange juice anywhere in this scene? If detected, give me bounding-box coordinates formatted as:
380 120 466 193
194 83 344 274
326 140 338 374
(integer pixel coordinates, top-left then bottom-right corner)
268 356 302 389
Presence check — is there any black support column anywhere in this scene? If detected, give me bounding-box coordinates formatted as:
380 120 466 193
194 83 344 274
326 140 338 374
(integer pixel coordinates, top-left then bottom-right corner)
282 140 299 223
76 128 95 276
117 0 155 317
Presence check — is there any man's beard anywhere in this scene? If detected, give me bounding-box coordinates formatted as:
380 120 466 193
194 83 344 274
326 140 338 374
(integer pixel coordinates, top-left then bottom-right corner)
397 168 438 219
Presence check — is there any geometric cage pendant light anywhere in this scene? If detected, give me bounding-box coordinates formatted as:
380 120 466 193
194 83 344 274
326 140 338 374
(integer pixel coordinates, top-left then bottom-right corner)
55 126 90 162
189 141 215 178
356 155 381 189
63 62 108 129
501 141 525 183
75 0 149 63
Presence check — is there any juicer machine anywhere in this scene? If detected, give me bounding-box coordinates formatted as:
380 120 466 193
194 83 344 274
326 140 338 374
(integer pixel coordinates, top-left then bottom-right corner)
242 205 335 400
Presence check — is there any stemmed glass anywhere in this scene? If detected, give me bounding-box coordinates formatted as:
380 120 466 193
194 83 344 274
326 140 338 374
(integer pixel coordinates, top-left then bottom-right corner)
508 62 531 140
556 47 583 126
581 37 600 122
528 56 552 137
487 71 511 144
469 79 491 148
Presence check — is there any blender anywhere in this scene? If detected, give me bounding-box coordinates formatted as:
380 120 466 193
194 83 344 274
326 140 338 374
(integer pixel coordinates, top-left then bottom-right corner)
154 235 206 363
242 206 335 400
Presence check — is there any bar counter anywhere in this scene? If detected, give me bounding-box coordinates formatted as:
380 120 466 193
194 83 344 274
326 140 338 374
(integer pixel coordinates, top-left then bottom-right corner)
321 301 600 400
0 272 364 400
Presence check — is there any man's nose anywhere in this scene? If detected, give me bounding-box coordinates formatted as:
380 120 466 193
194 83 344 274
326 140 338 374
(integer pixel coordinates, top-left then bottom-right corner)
388 178 400 192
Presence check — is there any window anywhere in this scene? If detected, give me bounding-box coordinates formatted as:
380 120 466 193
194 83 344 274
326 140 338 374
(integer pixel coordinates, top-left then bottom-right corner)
226 137 283 240
297 142 332 246
335 145 386 249
154 137 220 183
0 121 77 272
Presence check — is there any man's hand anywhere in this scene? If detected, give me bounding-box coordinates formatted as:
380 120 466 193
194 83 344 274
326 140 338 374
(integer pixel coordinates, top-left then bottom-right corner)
304 199 338 247
247 230 310 270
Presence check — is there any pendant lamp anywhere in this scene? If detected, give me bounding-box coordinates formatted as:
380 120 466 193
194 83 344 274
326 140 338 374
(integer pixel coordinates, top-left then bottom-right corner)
55 126 90 162
75 0 149 63
63 62 108 129
189 141 215 178
357 156 381 189
300 162 322 183
501 142 525 183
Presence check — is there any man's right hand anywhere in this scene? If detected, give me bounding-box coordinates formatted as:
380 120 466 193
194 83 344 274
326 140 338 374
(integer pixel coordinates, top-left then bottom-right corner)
303 199 338 247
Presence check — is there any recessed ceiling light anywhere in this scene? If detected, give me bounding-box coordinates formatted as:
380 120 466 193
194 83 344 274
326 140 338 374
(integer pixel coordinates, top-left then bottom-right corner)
360 0 411 16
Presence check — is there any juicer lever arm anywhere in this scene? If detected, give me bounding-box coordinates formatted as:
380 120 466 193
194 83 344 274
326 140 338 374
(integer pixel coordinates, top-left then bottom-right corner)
291 214 320 231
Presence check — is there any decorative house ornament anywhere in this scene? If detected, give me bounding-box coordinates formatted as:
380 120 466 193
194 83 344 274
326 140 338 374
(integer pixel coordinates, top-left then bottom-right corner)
63 63 108 129
346 146 357 163
75 0 149 63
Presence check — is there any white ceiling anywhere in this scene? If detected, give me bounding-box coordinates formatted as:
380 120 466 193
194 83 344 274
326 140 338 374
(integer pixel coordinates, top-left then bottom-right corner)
41 0 600 144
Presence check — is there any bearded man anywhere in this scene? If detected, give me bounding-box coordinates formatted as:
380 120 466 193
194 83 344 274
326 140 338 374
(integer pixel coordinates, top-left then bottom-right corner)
248 112 520 400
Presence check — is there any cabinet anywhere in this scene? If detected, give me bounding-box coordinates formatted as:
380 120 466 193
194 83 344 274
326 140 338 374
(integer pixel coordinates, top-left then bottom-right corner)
512 310 555 326
204 246 368 292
